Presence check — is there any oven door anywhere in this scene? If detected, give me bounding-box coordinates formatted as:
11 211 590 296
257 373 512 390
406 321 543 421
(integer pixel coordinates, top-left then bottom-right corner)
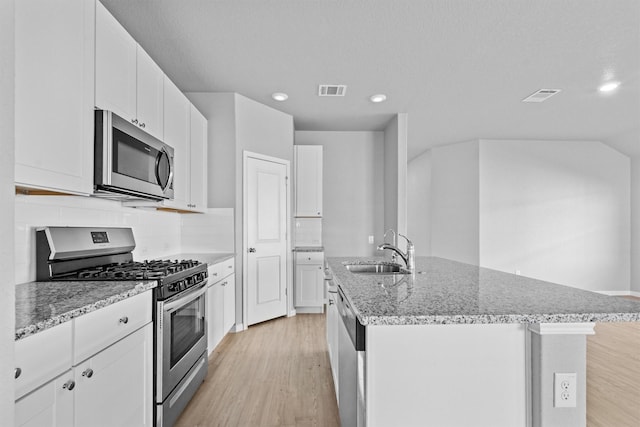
156 281 207 402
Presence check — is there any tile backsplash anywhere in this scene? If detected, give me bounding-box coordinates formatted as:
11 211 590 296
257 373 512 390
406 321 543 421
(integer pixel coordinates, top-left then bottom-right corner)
15 195 234 284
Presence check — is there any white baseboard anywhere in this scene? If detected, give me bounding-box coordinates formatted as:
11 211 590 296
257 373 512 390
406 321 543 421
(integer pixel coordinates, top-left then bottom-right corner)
631 291 640 298
295 306 324 314
231 323 245 333
594 290 633 296
288 309 297 317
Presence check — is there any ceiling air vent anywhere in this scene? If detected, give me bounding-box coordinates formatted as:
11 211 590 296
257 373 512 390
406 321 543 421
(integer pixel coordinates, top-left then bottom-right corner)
522 89 561 103
318 85 347 96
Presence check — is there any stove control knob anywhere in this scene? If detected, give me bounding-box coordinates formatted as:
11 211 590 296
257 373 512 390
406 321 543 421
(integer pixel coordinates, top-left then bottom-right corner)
179 281 186 291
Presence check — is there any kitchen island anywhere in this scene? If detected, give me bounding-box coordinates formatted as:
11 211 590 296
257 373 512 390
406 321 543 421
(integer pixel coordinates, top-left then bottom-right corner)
326 256 640 427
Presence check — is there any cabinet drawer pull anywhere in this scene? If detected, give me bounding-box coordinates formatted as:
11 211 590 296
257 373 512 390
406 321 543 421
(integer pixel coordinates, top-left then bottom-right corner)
228 265 232 268
82 368 94 378
14 367 21 379
119 316 129 324
329 299 334 305
63 380 75 391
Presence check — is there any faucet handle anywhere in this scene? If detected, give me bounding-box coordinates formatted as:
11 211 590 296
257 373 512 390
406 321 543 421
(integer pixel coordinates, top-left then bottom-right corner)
383 229 396 245
398 233 413 247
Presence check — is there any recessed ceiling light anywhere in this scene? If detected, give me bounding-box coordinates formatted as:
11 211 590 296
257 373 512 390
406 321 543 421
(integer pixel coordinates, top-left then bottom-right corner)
599 81 620 93
272 92 288 101
370 94 387 103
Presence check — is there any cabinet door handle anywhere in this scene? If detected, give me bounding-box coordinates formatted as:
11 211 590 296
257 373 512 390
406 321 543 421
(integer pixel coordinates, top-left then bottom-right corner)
14 367 21 379
63 380 75 391
131 118 138 124
119 316 129 324
82 368 94 378
228 265 232 269
248 248 256 253
318 266 322 269
139 122 146 128
221 281 227 287
329 299 334 305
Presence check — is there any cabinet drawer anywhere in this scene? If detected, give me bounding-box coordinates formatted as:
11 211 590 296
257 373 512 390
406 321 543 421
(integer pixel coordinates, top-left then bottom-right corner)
295 252 324 265
209 258 235 283
15 322 73 400
74 290 152 364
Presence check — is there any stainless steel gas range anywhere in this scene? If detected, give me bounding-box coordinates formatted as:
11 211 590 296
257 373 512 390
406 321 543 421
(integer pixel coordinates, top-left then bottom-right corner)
36 226 208 427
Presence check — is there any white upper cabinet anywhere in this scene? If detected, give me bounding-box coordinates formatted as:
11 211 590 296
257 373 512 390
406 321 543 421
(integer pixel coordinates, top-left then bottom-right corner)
189 105 208 211
14 0 95 195
94 1 136 123
135 46 164 140
294 145 323 217
161 95 207 213
95 1 163 140
162 77 190 209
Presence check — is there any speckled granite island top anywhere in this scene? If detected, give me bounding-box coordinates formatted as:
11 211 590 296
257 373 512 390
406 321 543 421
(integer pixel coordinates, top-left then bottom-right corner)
327 256 640 326
15 280 157 341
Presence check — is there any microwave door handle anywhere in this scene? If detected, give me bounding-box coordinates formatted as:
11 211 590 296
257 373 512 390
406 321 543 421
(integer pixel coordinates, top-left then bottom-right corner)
155 148 172 190
166 149 174 192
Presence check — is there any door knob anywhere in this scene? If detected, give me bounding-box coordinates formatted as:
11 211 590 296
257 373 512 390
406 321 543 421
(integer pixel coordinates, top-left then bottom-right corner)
248 248 256 253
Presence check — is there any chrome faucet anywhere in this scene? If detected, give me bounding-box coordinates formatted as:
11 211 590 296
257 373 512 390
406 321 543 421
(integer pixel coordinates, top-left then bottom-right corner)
383 229 397 262
377 233 415 271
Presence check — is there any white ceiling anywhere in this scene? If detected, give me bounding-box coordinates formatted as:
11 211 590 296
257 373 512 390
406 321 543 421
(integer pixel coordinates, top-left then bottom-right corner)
101 0 640 160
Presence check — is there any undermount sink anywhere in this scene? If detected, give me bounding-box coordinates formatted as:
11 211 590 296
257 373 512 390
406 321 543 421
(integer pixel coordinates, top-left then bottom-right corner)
345 263 409 274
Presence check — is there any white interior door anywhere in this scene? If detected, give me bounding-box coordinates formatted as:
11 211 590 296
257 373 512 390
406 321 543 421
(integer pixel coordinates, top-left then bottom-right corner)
246 155 288 326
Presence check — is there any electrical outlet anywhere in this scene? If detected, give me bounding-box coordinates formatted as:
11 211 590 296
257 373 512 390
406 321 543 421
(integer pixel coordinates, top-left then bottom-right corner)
554 373 577 408
368 235 374 244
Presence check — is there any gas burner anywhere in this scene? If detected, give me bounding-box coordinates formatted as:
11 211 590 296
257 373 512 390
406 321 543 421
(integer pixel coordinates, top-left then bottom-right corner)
57 259 202 281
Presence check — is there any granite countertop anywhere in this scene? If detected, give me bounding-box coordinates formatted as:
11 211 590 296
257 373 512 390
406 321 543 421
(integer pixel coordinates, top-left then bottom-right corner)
160 252 235 266
327 256 640 326
15 280 157 341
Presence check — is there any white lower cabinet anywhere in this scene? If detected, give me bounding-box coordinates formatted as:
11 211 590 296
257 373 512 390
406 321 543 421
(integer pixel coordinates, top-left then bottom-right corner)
294 252 325 313
15 291 153 427
15 371 74 427
74 324 153 427
326 289 339 400
223 273 236 333
207 259 236 355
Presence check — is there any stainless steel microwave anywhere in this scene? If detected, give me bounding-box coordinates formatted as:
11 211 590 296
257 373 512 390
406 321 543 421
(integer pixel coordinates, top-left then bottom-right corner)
94 110 174 201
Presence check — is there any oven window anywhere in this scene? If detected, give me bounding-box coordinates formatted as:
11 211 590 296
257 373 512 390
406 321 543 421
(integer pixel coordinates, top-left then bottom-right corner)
113 128 160 184
170 296 205 367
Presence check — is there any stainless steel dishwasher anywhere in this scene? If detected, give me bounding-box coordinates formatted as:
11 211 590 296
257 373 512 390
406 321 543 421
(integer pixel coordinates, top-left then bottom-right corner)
337 285 366 427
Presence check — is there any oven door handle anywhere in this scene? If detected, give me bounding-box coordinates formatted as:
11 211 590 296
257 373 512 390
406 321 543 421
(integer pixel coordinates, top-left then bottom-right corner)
164 281 208 313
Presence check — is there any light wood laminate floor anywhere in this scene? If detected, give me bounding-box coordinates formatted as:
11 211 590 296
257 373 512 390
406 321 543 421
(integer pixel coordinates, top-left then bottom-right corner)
176 309 639 427
175 314 340 427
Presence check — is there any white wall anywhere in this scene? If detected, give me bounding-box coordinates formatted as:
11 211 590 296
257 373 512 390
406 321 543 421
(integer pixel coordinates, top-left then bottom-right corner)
479 140 630 292
407 150 431 256
0 0 15 420
383 114 408 237
15 196 184 284
295 131 384 256
632 156 640 294
430 140 480 265
187 92 294 326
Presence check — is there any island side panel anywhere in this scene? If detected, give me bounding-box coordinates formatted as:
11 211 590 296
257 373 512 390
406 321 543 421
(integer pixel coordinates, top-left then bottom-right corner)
366 323 527 427
530 330 588 427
